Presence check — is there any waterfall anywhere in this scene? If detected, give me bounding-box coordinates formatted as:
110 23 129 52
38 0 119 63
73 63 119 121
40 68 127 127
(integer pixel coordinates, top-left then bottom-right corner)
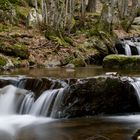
131 80 140 101
0 85 17 115
0 84 57 139
136 46 140 55
134 42 140 55
29 89 59 116
124 43 132 56
50 88 65 118
0 84 65 118
19 92 34 114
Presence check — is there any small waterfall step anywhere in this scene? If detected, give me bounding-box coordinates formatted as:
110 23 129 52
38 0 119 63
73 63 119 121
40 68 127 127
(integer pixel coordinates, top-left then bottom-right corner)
0 84 66 118
115 37 140 56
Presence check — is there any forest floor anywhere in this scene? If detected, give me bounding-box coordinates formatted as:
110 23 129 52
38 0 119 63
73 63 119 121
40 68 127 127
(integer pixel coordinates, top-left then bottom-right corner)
1 0 140 69
1 21 140 69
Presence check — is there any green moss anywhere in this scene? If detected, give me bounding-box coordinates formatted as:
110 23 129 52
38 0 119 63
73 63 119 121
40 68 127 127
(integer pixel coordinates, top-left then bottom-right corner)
0 43 29 59
103 55 140 69
0 0 12 11
0 56 7 66
16 5 30 21
12 43 29 59
87 27 100 37
0 24 9 32
70 58 86 67
8 0 20 4
121 20 129 32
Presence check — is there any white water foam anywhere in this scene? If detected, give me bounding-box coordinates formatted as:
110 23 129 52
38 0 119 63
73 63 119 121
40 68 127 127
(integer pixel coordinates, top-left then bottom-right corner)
131 80 140 101
0 115 53 139
0 85 17 115
124 43 132 56
0 85 59 139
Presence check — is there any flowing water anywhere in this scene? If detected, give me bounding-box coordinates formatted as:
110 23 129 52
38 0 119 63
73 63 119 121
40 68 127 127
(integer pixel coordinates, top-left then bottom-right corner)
0 85 60 140
124 43 132 56
1 72 140 139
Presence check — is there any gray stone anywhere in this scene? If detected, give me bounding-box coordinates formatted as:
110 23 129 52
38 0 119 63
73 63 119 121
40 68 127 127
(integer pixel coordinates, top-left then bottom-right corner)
27 8 42 27
133 17 140 25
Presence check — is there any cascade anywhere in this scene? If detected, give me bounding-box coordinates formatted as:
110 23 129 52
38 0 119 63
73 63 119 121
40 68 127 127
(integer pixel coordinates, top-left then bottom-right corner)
0 84 65 117
116 38 140 55
124 43 132 56
134 42 140 55
19 92 34 114
0 85 17 115
0 83 66 139
29 89 59 116
131 79 140 102
136 46 140 55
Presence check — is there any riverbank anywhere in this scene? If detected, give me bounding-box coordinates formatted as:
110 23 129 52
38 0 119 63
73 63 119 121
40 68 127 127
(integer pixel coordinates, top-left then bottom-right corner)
1 0 140 71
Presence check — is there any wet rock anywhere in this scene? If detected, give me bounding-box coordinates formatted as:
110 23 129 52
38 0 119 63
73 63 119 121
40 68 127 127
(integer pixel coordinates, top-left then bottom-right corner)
58 76 139 118
103 54 140 69
132 129 140 140
18 78 66 98
115 40 125 54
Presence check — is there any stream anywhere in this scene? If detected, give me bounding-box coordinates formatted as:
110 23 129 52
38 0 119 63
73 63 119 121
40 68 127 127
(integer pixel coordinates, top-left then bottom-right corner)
0 66 140 140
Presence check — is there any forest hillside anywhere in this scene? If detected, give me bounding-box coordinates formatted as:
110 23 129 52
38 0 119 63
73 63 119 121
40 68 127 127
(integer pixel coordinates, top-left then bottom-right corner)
0 0 140 70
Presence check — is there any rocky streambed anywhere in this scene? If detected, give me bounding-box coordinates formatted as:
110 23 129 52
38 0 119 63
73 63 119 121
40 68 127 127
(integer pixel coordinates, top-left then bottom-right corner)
0 75 140 139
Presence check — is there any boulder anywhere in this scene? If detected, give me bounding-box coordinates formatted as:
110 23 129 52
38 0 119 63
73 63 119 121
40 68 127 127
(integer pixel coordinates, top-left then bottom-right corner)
103 54 140 69
88 38 109 56
57 76 139 118
0 55 14 70
0 43 29 59
70 58 86 67
26 8 42 27
133 17 140 25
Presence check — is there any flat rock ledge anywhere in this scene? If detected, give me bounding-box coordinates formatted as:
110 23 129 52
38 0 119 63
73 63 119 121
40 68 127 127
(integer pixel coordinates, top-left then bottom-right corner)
103 55 140 69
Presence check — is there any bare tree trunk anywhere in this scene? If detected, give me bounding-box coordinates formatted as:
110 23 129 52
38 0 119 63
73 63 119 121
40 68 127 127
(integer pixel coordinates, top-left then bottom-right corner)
99 0 114 33
116 0 138 31
81 0 86 20
125 0 138 31
86 0 96 12
117 0 128 19
34 0 38 10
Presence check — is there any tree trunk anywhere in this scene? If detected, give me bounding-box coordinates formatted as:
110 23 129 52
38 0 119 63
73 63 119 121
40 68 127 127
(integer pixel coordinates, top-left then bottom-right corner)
81 0 86 20
99 0 114 33
118 0 128 19
117 0 138 31
86 0 96 12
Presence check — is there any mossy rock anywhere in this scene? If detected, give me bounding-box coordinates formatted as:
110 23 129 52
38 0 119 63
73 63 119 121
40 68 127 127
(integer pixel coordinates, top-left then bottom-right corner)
103 54 140 69
70 58 86 67
0 43 29 59
88 38 109 56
